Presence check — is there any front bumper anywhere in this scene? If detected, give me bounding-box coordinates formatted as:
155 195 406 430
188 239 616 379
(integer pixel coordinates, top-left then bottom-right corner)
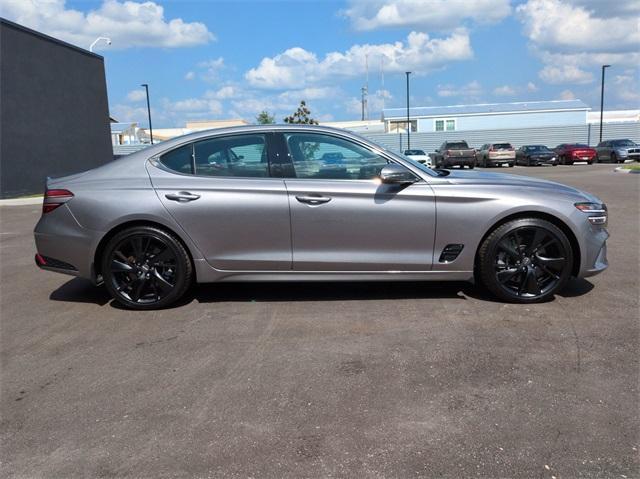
579 226 609 278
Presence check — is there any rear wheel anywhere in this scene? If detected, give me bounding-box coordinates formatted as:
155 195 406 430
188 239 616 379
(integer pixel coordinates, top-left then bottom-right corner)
477 218 573 303
102 226 192 310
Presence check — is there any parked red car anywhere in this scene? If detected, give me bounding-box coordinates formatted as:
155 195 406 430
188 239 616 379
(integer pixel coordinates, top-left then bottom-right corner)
554 144 596 165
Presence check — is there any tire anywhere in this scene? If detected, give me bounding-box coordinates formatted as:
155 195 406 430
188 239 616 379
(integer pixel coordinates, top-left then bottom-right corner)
508 162 515 167
477 218 573 303
468 163 475 169
595 153 600 163
611 152 617 163
526 157 532 167
102 226 193 310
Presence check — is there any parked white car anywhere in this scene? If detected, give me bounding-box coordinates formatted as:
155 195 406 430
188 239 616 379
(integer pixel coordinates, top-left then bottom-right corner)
404 149 432 167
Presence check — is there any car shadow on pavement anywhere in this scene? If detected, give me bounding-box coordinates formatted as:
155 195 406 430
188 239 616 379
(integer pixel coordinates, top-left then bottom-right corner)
48 277 594 308
191 281 473 303
49 278 111 306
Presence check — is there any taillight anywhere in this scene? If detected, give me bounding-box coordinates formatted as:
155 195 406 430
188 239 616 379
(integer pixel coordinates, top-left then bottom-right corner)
43 189 74 214
489 146 494 151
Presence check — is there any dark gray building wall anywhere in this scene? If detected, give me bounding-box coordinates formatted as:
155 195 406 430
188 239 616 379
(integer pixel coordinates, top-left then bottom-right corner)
0 19 112 198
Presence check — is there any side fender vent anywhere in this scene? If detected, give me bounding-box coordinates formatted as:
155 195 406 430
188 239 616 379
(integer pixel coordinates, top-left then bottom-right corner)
439 244 464 263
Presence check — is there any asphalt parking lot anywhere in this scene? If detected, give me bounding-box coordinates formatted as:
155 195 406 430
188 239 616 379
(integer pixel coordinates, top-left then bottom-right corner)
1 163 638 478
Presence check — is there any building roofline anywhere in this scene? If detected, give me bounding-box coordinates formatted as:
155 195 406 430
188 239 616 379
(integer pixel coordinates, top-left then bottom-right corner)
0 17 104 61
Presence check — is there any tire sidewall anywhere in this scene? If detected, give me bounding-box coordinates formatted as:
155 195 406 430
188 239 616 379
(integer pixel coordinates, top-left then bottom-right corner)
478 218 574 303
101 227 191 310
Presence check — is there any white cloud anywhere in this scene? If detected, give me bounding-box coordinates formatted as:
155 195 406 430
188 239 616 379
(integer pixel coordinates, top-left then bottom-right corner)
0 0 214 50
184 71 195 80
516 0 639 53
539 64 594 84
197 57 226 82
493 85 517 96
437 80 483 98
527 81 539 92
558 89 576 100
165 98 223 115
126 89 147 102
345 88 393 117
245 30 472 89
278 87 343 102
612 73 640 103
205 85 243 100
517 0 640 98
343 0 511 31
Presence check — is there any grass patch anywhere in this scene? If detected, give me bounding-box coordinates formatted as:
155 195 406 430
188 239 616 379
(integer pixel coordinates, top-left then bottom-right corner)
621 164 640 171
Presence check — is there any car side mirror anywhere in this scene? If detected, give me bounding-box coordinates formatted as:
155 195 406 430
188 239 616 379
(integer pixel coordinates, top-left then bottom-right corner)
379 164 417 184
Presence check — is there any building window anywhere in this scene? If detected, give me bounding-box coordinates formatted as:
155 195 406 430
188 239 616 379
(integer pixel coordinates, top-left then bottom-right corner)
435 119 456 132
388 120 417 133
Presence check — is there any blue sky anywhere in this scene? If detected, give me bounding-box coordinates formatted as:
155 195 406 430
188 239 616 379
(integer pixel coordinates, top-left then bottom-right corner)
2 0 639 127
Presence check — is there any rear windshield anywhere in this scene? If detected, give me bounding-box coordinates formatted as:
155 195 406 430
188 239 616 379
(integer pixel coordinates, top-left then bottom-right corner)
572 144 589 148
404 149 426 155
524 145 550 152
493 143 512 149
447 142 469 149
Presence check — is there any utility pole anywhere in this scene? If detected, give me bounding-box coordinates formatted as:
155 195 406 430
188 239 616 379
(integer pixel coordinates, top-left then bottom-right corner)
599 64 610 144
141 83 154 144
405 71 412 150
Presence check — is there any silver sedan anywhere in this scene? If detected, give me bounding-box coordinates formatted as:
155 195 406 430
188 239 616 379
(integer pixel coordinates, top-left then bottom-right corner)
34 125 609 309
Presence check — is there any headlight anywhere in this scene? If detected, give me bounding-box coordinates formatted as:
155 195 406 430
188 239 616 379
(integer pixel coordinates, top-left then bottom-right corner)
551 156 556 161
617 149 628 155
575 202 608 225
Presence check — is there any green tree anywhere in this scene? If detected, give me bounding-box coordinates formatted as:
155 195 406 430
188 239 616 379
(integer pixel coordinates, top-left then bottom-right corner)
283 100 318 125
256 110 275 124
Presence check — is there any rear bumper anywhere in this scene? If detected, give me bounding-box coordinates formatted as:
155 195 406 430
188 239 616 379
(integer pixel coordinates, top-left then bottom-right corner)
34 205 99 281
443 157 476 167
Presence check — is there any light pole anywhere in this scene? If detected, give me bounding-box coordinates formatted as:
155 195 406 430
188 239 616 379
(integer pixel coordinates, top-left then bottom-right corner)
141 84 154 144
89 37 111 52
599 64 610 144
405 71 412 151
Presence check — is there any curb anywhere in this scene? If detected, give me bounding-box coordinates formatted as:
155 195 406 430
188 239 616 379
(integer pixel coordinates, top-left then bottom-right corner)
0 196 43 206
614 167 640 174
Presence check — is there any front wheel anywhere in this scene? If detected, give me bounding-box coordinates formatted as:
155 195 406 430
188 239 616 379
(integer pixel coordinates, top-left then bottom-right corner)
102 226 193 310
468 163 475 169
508 162 515 167
611 152 617 163
477 218 573 303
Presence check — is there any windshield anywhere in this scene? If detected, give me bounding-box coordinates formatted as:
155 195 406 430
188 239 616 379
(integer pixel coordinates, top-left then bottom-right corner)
613 139 635 147
446 142 469 150
492 143 512 149
404 149 426 155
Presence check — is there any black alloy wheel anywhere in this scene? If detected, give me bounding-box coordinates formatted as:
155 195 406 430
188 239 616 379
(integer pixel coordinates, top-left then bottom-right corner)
478 218 573 303
102 226 192 309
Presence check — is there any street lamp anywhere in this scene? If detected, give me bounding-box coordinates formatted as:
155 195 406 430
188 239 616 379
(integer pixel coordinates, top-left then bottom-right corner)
405 71 412 150
141 84 154 144
89 37 111 52
599 64 611 144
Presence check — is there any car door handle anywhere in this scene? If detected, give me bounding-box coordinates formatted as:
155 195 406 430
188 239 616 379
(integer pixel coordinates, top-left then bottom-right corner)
295 195 332 205
165 191 201 202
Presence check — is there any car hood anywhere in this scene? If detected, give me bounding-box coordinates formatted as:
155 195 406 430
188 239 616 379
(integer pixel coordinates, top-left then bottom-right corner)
439 170 600 202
